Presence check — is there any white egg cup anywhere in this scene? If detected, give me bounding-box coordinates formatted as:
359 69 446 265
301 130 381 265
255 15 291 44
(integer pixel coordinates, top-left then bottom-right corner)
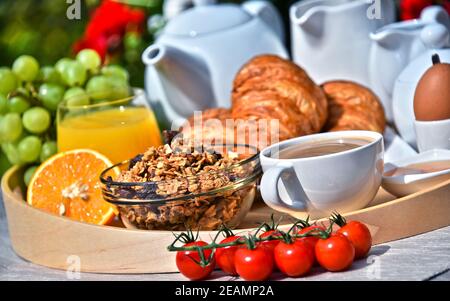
414 118 450 152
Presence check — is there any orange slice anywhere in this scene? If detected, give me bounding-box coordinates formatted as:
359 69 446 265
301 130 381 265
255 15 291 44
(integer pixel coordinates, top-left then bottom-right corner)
27 149 117 225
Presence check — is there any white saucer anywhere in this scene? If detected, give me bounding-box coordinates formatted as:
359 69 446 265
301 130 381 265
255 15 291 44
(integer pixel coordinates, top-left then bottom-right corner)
382 149 450 197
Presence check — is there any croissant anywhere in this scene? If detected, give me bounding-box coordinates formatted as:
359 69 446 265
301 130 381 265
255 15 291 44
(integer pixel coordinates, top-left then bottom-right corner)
321 81 386 134
181 108 233 144
232 55 328 144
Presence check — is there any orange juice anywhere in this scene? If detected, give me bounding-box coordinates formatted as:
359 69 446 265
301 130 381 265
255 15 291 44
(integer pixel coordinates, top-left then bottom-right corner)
57 107 162 163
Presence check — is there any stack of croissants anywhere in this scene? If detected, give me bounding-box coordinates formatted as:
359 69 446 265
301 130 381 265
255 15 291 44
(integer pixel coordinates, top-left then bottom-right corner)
182 55 386 150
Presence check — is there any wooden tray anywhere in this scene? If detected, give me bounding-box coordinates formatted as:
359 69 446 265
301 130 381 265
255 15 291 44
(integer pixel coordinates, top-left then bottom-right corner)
2 165 450 274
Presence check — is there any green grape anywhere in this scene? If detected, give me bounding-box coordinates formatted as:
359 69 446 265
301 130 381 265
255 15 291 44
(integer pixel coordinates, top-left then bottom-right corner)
86 75 130 101
24 165 38 186
0 94 8 114
101 65 129 82
124 32 141 50
55 58 73 75
0 68 18 96
0 113 23 142
38 83 65 111
63 87 90 107
12 55 40 82
15 86 30 98
2 142 22 165
18 136 42 163
8 96 30 114
76 49 101 72
0 148 13 177
61 61 87 87
22 107 51 134
109 76 130 99
37 66 61 84
40 141 57 162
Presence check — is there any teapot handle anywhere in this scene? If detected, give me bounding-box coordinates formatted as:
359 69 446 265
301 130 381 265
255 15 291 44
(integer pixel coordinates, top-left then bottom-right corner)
242 1 285 43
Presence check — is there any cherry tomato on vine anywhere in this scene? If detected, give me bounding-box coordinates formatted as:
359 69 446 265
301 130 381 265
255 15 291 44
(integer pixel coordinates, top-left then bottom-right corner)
315 233 355 272
297 225 325 249
215 235 242 276
274 239 314 277
337 221 372 259
259 229 282 252
235 245 274 281
176 241 215 280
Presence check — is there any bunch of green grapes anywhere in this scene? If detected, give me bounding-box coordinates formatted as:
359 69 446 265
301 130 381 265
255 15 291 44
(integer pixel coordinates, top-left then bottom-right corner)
0 49 131 184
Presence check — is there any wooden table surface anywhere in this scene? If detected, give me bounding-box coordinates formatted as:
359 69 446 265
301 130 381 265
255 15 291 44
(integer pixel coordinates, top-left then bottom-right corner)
1 196 449 281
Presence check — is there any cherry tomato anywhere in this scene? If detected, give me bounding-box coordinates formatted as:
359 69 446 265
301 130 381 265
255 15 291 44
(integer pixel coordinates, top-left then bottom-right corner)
259 230 282 252
294 237 316 261
297 225 325 249
176 241 215 280
235 246 274 281
315 234 355 272
274 239 314 277
337 221 372 259
215 236 242 276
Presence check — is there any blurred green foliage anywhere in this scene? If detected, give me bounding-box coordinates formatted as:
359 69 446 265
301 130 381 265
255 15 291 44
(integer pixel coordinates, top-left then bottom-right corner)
0 0 294 87
0 0 161 87
0 0 92 66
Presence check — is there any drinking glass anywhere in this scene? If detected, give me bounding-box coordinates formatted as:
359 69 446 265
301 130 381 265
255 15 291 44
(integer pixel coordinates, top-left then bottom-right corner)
57 90 162 163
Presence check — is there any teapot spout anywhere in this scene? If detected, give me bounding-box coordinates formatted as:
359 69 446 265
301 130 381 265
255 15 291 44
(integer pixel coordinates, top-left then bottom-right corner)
142 44 167 67
142 44 215 118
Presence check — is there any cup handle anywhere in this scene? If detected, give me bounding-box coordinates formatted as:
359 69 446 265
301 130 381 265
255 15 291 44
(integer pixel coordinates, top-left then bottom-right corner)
260 162 308 211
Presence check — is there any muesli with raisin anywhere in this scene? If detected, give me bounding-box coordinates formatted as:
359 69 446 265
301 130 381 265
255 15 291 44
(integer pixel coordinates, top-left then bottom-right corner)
108 132 259 230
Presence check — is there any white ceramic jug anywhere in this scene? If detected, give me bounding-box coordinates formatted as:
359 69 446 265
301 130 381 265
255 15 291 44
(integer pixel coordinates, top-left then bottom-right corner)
290 0 395 86
369 6 450 121
392 24 450 148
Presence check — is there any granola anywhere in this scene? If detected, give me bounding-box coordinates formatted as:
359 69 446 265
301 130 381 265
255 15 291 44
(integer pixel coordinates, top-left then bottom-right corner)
109 133 259 230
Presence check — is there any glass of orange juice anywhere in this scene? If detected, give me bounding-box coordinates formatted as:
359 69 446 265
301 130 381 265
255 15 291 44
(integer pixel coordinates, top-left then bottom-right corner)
57 90 162 163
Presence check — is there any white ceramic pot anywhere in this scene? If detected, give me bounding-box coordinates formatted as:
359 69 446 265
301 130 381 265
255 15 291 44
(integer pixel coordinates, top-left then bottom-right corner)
143 2 287 128
369 6 450 122
290 0 395 86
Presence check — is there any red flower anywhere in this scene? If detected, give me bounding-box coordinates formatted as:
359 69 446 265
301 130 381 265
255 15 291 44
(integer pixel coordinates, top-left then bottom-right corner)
400 0 434 20
74 0 145 60
443 0 450 14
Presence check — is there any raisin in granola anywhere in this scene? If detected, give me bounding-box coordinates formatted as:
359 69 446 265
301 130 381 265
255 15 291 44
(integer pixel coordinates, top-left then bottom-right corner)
113 136 258 230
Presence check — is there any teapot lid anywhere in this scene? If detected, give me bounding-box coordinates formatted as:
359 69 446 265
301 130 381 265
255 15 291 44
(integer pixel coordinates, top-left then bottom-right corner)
164 4 252 37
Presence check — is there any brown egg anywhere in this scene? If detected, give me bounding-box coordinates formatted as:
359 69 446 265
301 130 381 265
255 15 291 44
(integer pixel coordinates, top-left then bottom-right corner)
414 54 450 121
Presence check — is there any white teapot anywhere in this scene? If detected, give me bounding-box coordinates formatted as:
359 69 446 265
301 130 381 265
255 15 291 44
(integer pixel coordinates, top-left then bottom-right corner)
142 2 287 127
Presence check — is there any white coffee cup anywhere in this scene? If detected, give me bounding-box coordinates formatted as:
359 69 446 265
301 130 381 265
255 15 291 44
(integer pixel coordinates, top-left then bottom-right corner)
414 119 450 153
259 131 384 218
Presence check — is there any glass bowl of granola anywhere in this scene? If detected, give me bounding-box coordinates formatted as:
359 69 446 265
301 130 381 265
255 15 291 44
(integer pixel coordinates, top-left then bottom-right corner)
100 137 261 231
